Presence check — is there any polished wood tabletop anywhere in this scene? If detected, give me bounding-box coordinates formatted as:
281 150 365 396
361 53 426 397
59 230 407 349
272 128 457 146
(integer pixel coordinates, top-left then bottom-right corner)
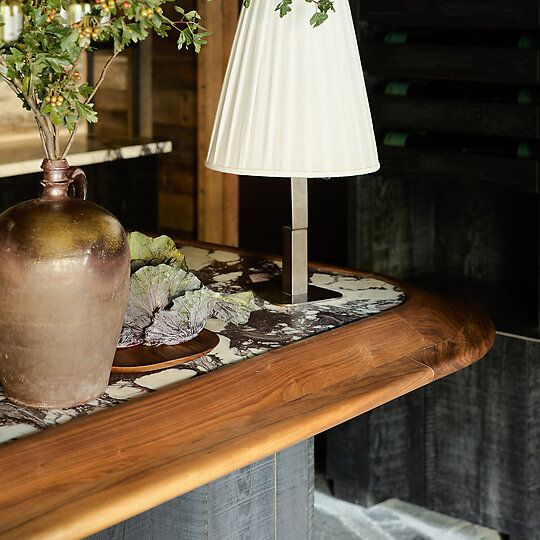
0 243 495 540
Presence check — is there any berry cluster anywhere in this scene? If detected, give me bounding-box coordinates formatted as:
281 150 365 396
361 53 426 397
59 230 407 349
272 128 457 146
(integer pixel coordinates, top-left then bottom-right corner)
140 7 154 19
73 22 101 41
45 9 56 24
45 93 64 107
94 0 115 14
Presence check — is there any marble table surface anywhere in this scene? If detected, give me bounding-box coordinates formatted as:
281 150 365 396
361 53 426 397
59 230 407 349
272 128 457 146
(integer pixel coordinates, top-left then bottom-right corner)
0 245 405 446
0 135 173 178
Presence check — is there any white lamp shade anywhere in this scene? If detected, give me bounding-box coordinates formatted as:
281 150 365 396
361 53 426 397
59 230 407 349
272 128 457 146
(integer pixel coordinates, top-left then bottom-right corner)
205 0 380 178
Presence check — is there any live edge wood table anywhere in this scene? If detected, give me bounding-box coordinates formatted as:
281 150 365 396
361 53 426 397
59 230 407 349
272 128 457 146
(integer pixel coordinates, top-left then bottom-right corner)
0 242 494 540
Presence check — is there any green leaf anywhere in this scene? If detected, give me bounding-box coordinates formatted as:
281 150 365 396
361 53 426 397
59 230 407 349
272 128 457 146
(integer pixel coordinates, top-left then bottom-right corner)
75 100 98 123
60 28 80 52
275 0 292 17
212 291 256 324
184 10 200 21
31 8 48 26
193 31 210 53
127 232 188 273
45 56 70 72
310 11 328 27
78 83 93 99
177 30 187 49
50 108 62 126
65 112 78 133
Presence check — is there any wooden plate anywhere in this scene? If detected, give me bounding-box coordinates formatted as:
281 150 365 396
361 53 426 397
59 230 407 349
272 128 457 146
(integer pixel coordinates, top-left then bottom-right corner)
112 329 220 373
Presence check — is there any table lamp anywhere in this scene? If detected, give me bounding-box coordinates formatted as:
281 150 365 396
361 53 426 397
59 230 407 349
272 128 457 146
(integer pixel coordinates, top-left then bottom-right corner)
206 0 379 305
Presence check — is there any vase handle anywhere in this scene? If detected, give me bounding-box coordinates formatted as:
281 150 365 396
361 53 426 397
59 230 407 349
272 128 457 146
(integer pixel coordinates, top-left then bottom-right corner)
66 167 88 201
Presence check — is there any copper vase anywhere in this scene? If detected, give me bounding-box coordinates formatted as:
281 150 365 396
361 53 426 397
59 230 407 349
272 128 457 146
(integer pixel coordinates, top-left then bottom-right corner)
0 159 130 409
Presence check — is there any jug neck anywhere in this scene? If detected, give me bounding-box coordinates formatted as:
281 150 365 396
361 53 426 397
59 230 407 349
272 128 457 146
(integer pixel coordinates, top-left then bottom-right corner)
40 159 70 200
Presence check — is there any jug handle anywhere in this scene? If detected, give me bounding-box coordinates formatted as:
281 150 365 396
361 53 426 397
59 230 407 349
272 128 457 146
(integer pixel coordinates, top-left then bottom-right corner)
66 167 88 201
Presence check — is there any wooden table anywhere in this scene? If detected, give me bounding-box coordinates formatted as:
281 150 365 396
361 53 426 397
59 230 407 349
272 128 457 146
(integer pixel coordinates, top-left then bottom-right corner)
0 242 494 540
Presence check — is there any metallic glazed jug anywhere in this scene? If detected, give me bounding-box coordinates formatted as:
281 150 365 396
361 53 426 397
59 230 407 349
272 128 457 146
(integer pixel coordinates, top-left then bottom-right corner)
0 159 130 408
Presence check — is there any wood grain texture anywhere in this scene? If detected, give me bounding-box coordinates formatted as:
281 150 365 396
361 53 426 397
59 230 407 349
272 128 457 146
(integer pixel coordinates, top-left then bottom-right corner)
347 174 435 279
135 39 153 139
363 44 538 84
424 335 540 540
358 0 539 28
152 1 198 236
196 0 239 246
0 252 493 540
379 146 537 193
372 96 539 140
112 329 219 372
328 336 540 540
88 439 313 540
328 387 426 508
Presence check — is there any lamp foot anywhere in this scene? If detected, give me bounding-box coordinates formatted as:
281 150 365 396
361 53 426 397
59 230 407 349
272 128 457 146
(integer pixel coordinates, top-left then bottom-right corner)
251 280 342 306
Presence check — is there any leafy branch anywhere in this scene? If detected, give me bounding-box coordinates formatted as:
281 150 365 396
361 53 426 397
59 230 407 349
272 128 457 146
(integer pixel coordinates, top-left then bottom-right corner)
244 0 335 27
0 0 334 161
0 0 210 160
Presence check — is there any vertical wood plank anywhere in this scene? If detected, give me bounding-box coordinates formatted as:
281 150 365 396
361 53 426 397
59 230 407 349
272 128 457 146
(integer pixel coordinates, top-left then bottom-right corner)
425 335 535 538
276 438 314 540
327 334 540 540
137 38 153 138
87 440 314 540
328 389 426 508
207 456 276 539
197 0 239 246
347 174 434 278
527 339 540 539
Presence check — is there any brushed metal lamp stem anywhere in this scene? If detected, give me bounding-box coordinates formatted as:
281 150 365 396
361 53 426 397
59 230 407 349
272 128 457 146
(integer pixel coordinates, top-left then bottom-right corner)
282 177 309 302
252 178 342 305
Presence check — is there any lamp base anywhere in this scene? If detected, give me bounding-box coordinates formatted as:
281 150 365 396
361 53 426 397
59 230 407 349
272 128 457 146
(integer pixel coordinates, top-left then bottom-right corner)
251 279 342 306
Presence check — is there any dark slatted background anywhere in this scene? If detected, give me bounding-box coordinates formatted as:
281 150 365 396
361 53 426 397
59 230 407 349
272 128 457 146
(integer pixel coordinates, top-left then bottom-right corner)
325 1 540 539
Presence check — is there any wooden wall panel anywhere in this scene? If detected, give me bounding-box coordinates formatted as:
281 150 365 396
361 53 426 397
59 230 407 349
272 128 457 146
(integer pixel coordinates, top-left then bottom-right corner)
327 388 426 507
152 0 198 236
88 2 240 240
347 174 435 278
93 51 133 139
328 334 540 540
196 0 239 246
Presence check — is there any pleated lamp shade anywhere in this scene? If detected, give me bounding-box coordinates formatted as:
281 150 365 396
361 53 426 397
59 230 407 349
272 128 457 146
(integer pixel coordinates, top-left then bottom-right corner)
205 0 380 178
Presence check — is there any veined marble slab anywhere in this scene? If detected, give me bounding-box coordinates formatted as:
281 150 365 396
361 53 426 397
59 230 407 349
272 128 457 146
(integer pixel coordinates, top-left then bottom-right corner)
0 136 173 178
0 245 405 446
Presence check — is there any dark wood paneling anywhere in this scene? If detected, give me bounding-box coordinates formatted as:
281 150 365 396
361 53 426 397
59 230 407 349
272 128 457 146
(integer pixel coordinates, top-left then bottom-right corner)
329 334 540 540
379 146 538 192
432 184 536 283
359 0 540 28
362 44 539 84
427 335 539 539
372 97 539 139
347 174 434 278
276 439 315 540
0 158 159 233
240 176 350 268
331 4 540 540
327 389 426 507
